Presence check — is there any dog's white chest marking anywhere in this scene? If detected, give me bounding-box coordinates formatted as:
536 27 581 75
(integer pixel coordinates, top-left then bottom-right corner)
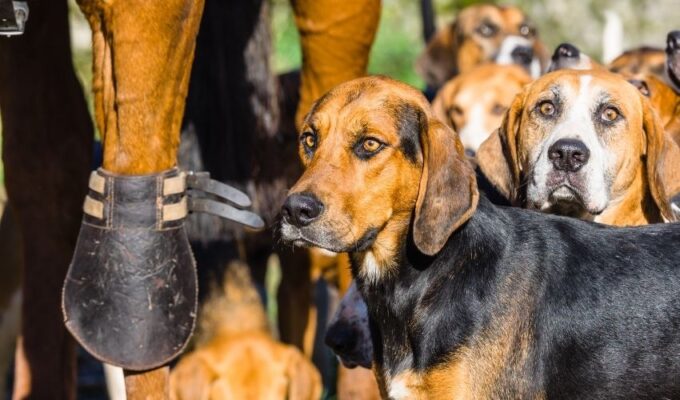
360 251 382 285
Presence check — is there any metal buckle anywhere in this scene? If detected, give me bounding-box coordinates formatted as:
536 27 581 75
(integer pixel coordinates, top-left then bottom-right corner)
186 171 265 230
0 0 28 37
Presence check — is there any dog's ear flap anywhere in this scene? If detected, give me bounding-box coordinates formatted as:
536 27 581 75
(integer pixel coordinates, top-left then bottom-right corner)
642 97 680 221
414 119 479 256
285 348 323 400
416 22 458 88
431 78 459 128
475 90 526 203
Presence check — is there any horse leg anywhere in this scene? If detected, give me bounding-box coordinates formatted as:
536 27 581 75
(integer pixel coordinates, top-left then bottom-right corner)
75 0 205 398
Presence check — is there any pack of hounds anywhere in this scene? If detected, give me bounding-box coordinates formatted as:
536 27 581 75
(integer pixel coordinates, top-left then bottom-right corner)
172 4 680 399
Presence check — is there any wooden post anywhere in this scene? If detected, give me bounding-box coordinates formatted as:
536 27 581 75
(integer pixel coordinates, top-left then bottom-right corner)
75 0 205 397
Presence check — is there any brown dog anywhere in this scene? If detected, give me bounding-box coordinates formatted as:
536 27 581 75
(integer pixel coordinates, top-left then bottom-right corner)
417 4 547 87
477 69 680 225
170 261 321 400
608 46 666 81
432 63 532 153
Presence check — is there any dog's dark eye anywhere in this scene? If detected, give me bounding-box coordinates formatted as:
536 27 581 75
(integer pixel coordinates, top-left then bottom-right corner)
362 138 381 153
538 100 555 116
519 24 534 37
491 103 507 116
601 107 620 122
477 23 498 38
354 137 385 159
300 132 317 152
450 105 464 116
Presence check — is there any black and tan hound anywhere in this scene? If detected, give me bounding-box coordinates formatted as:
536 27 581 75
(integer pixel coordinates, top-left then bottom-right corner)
279 76 680 399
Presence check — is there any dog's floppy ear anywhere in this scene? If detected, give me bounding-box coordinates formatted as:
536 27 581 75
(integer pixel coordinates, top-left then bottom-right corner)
475 90 526 203
416 23 459 88
642 97 680 221
431 78 460 129
414 118 479 256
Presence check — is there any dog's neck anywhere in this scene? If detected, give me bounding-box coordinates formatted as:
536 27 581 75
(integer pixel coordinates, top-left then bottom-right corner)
351 212 412 286
349 197 508 394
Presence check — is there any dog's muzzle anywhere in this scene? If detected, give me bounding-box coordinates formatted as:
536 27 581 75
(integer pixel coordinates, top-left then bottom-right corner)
63 168 263 370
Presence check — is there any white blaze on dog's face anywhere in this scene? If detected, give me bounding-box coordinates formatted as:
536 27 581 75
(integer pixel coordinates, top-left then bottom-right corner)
518 70 645 219
432 64 531 154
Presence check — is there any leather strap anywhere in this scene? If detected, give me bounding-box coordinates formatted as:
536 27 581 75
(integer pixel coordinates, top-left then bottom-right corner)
81 168 264 229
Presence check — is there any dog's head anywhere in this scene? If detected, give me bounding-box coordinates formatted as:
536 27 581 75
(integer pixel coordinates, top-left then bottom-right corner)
432 63 532 155
416 4 546 87
666 31 680 93
477 69 680 223
279 76 478 283
609 46 666 81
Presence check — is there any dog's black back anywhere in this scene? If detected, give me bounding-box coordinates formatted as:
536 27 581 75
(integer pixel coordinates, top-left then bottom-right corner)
359 195 680 399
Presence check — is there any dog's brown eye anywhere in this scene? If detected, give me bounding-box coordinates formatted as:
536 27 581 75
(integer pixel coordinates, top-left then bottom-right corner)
362 138 381 153
450 105 464 116
477 23 498 38
519 24 534 37
601 107 619 122
539 101 555 116
354 137 385 159
302 133 316 149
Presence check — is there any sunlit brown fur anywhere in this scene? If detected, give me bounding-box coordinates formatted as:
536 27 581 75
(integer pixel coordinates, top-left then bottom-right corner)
170 262 322 400
78 0 205 174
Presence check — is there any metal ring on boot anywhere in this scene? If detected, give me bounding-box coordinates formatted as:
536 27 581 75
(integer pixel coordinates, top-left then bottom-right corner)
63 168 263 370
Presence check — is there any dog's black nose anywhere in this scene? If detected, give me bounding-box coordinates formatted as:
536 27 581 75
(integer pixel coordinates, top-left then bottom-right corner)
325 321 358 359
667 31 680 53
511 45 534 66
281 193 324 227
548 139 590 172
552 43 580 61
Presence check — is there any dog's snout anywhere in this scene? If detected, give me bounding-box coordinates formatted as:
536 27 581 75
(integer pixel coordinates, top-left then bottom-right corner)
552 43 580 61
511 45 534 66
548 139 590 172
667 31 680 53
325 321 358 358
281 193 324 227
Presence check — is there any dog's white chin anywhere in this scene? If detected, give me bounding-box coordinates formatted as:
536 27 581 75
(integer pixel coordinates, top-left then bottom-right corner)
534 185 607 217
